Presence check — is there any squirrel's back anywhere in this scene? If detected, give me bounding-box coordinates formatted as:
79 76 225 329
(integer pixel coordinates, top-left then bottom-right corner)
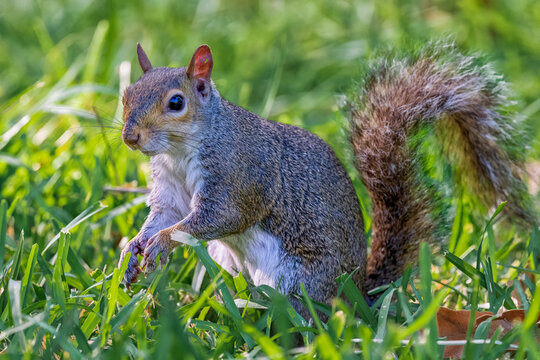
201 99 367 298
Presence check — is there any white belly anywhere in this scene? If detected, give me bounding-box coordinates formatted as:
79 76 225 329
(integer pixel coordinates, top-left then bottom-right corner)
211 226 285 288
174 226 291 292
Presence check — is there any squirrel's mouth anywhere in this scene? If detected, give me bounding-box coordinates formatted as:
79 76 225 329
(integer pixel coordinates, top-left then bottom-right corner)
124 142 139 151
122 131 163 156
139 148 160 157
122 139 158 156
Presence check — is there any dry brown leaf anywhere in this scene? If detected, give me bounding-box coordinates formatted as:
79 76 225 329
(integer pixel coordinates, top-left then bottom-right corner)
437 307 493 340
437 307 540 359
437 307 493 358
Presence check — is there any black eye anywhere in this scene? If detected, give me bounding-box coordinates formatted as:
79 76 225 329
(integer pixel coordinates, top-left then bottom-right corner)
168 94 185 111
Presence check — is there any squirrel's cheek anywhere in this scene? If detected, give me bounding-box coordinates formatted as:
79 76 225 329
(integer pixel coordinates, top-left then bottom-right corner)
165 114 189 125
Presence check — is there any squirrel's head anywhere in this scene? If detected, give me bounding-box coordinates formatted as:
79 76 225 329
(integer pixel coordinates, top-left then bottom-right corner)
121 44 214 156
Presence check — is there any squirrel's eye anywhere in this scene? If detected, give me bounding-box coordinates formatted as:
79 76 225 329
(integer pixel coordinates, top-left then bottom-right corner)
168 94 185 111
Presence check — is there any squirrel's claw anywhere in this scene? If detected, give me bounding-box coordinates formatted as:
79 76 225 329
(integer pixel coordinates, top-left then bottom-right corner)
124 265 141 286
120 235 147 286
142 229 177 277
122 252 142 285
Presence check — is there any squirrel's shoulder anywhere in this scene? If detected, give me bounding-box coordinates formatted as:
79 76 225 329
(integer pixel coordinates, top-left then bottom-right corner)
219 98 332 151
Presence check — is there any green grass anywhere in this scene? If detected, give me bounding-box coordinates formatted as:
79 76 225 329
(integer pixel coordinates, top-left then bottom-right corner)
1 0 539 358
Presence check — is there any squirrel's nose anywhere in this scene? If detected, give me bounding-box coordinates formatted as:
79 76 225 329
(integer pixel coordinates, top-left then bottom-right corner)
123 131 141 147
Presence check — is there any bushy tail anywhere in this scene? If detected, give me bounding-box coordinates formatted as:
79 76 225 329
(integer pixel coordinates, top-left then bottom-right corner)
348 42 534 292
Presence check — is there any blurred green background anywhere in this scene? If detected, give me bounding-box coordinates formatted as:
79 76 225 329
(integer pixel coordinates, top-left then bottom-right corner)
2 0 540 143
1 0 540 357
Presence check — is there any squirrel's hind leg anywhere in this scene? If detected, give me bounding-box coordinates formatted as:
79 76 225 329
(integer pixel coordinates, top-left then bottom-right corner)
207 240 244 275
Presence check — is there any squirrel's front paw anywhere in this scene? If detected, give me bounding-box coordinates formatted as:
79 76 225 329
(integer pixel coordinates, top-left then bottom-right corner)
119 235 148 285
142 228 178 276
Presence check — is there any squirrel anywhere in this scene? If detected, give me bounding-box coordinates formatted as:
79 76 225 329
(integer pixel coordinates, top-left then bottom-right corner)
118 42 534 316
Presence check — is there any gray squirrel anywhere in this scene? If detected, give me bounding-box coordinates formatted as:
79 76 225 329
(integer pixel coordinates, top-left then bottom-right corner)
118 42 533 315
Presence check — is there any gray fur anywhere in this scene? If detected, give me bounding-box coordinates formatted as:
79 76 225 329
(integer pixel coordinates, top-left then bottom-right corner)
119 43 534 317
120 63 365 317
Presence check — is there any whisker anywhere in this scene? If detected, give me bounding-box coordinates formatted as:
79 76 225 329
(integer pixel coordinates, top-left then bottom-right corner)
167 138 199 150
157 131 200 144
155 137 171 153
71 125 122 131
92 106 122 185
90 105 123 121
152 131 201 150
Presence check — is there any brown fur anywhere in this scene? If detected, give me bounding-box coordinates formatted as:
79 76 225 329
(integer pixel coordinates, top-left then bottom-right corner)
350 46 535 291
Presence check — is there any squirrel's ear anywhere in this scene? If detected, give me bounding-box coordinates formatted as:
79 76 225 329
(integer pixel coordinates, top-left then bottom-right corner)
137 43 153 73
187 45 213 98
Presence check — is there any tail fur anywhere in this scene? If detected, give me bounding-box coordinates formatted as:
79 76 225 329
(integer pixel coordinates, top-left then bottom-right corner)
348 42 534 292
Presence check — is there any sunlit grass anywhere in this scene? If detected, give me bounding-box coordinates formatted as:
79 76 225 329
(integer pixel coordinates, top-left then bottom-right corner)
0 0 539 358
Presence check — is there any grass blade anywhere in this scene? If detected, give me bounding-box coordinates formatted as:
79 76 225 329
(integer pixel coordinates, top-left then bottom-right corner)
0 199 7 271
42 202 107 254
10 230 25 280
374 288 395 340
20 243 38 308
8 280 26 345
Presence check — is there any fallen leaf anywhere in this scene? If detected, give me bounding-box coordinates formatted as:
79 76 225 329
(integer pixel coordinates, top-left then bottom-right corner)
437 307 540 359
437 307 493 358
